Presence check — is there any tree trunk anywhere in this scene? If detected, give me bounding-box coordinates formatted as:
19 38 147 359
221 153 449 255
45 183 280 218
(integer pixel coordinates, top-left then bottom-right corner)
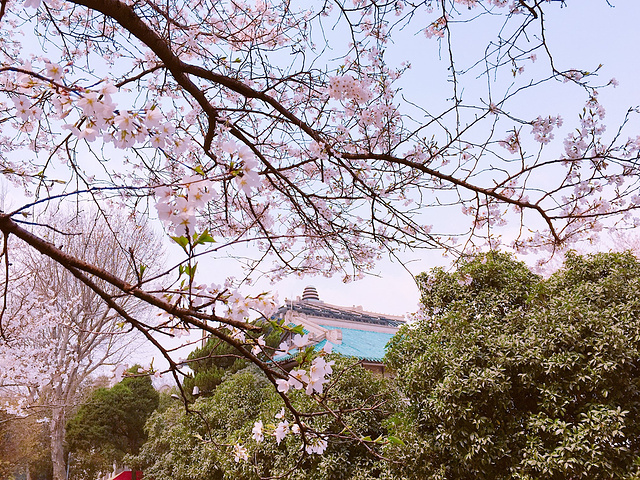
50 407 67 480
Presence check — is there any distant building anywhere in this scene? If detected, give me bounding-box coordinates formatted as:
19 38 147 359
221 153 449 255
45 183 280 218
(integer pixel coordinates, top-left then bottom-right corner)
273 286 405 375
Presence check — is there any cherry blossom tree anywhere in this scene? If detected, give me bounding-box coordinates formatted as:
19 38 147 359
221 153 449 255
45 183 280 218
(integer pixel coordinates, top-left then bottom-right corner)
0 211 163 480
0 0 639 477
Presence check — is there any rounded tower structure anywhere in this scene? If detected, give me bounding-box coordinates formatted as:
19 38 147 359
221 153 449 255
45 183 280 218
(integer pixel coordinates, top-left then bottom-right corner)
302 285 320 302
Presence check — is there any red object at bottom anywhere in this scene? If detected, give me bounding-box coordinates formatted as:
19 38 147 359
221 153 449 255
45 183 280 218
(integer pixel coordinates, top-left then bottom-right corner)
110 471 143 480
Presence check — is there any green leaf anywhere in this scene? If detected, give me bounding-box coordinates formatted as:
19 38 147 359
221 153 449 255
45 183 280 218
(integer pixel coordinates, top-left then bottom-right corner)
171 235 189 251
387 435 405 447
184 263 197 280
269 319 284 332
290 324 305 335
193 230 215 246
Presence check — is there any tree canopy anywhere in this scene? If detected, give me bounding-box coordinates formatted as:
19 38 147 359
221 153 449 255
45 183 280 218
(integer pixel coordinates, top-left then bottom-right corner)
385 251 640 479
0 409 52 480
182 328 280 399
65 367 160 480
133 357 399 480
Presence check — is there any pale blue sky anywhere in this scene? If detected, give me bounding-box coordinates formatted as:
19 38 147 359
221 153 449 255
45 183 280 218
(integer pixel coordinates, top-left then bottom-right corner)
261 1 640 317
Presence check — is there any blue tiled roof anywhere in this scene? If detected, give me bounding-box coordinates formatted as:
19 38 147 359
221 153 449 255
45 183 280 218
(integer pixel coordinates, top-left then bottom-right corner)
275 326 395 363
316 325 394 362
272 298 403 363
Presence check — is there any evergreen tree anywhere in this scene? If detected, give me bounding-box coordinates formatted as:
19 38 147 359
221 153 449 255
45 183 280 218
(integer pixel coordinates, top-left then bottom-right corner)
386 252 640 479
65 367 159 479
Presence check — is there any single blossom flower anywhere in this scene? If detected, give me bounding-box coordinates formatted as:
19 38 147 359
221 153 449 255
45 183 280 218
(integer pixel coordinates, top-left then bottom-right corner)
233 444 248 462
274 420 289 444
44 61 64 81
23 0 41 9
276 378 290 393
252 420 264 442
291 333 309 349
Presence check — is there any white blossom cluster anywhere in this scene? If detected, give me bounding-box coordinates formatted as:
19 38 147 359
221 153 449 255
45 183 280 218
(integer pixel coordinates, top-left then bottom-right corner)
531 115 563 145
241 407 327 459
155 176 217 236
221 140 262 195
327 75 373 104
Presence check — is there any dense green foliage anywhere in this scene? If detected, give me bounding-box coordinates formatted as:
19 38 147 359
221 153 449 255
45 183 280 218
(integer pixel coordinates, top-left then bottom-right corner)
65 367 159 479
132 358 399 480
182 338 252 399
385 251 640 479
183 329 280 399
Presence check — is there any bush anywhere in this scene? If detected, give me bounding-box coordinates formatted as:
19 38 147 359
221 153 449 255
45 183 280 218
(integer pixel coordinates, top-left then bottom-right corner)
386 252 640 479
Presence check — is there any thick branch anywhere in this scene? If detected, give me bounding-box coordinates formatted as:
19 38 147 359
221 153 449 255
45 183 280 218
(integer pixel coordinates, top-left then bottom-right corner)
0 214 258 331
70 0 219 150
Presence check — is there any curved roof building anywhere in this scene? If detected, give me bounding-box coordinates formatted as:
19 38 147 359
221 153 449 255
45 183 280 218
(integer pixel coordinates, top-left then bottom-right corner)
273 286 405 374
